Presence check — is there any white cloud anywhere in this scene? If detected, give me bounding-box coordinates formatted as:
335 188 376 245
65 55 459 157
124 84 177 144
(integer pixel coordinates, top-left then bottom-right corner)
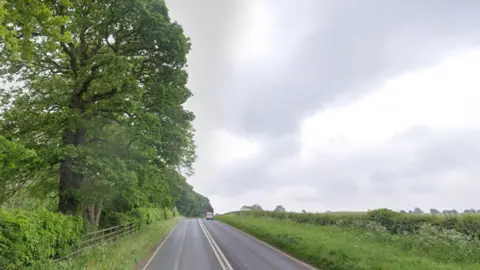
209 47 480 213
210 185 323 214
299 47 480 159
166 1 480 214
232 1 273 61
209 129 261 168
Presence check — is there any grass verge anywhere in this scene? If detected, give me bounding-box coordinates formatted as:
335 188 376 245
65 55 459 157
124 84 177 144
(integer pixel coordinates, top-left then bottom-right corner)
38 217 182 270
217 215 480 270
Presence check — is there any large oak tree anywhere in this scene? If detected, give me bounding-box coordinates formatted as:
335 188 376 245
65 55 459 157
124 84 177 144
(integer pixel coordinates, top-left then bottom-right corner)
0 0 196 226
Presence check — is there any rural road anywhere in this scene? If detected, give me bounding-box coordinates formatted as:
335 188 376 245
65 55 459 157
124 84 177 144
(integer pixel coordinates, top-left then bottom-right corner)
143 218 316 270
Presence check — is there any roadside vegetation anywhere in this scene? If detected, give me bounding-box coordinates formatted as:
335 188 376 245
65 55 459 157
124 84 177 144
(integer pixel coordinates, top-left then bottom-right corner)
0 0 205 269
40 216 182 270
218 209 480 270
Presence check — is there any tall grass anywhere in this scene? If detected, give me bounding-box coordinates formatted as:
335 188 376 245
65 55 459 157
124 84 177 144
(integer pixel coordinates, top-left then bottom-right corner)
37 217 182 270
218 210 480 270
233 209 480 239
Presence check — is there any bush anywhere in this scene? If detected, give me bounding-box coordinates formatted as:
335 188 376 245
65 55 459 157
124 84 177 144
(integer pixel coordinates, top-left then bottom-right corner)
100 207 173 228
0 208 83 269
218 215 480 270
234 209 480 239
410 223 480 263
130 208 171 225
100 211 138 228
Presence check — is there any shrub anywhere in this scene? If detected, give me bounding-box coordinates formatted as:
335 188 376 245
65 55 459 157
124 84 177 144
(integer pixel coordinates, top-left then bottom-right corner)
401 223 480 263
0 208 83 269
218 214 480 269
234 209 480 239
100 207 173 228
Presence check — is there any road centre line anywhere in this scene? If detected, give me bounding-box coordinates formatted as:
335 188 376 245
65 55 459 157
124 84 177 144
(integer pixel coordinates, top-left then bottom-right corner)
198 219 234 270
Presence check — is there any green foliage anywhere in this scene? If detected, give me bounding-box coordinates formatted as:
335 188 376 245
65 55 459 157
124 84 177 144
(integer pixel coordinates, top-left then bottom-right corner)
0 0 212 267
0 136 49 204
175 183 214 217
0 0 200 224
100 207 173 228
218 215 480 270
0 208 83 269
39 217 181 270
234 209 480 239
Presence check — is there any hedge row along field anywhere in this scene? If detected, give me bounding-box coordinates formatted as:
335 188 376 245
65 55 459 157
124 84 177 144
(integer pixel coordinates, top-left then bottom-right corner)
219 210 480 270
0 208 174 269
233 209 480 239
0 209 83 269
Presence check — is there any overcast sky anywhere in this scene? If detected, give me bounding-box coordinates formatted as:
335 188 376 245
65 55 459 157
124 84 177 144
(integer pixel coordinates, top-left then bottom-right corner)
166 0 480 214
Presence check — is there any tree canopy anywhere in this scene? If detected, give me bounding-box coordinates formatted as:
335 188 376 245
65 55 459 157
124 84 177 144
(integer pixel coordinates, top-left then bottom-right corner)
0 0 208 227
175 183 214 217
241 204 263 211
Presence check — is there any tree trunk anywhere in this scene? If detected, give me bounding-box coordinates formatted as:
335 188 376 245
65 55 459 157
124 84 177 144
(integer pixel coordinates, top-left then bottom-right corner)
58 135 84 214
58 128 83 215
86 202 102 228
58 155 79 214
58 91 86 215
94 203 102 227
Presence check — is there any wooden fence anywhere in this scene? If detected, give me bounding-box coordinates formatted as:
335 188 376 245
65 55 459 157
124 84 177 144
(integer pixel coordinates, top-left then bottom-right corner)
55 222 139 261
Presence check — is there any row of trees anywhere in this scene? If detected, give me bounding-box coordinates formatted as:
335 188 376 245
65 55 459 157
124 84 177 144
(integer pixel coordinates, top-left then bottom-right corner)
401 208 480 215
240 204 286 212
176 183 214 217
0 0 208 227
237 205 480 216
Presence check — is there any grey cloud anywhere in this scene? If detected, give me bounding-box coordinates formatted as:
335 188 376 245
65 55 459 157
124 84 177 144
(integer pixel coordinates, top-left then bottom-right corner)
219 0 480 136
166 0 247 129
204 134 302 196
214 126 480 210
166 1 480 211
168 0 480 136
401 129 480 180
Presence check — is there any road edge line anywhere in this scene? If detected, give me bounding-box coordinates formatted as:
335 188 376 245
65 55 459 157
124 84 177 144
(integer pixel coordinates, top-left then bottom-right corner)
141 220 181 270
219 221 318 270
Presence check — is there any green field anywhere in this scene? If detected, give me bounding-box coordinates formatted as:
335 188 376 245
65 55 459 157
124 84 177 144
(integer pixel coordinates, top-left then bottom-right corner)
218 211 480 270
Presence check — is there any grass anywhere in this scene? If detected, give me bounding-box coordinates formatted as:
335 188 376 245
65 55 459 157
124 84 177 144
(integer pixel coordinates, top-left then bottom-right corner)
217 215 480 270
37 217 182 270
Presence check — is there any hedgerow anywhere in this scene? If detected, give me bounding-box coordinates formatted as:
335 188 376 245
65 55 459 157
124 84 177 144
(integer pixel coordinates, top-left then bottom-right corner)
217 215 480 270
99 208 173 228
234 209 480 239
0 207 176 269
0 208 84 269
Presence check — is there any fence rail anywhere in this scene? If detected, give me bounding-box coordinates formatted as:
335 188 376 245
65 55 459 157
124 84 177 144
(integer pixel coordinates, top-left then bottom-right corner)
56 222 139 261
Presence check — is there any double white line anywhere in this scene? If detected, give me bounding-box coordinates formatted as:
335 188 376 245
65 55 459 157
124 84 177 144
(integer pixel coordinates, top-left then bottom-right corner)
198 219 234 270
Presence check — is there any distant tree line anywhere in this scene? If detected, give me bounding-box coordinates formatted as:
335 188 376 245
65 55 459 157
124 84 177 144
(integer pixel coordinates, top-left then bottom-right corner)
240 204 286 212
175 183 214 217
237 204 480 216
399 208 480 214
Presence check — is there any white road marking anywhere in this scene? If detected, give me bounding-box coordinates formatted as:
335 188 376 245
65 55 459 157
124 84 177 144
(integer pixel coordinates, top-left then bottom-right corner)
198 219 234 270
173 220 189 270
220 221 318 270
142 220 181 270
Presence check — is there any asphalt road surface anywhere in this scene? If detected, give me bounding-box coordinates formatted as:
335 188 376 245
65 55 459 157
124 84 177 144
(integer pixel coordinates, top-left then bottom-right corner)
143 218 316 270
